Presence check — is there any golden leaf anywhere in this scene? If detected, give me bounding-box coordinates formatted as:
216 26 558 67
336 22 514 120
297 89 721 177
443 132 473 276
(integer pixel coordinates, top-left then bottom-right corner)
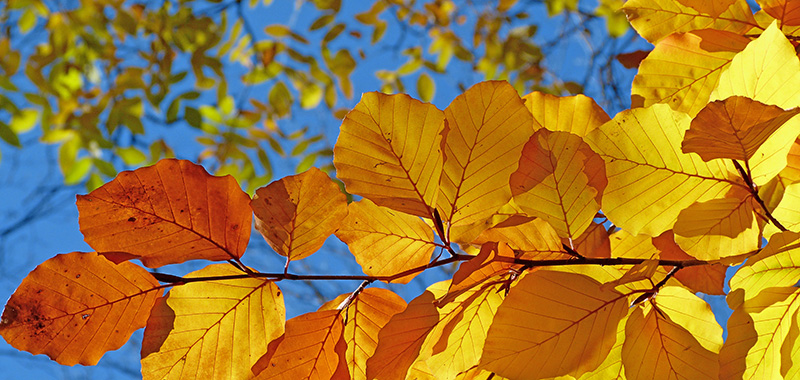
438 81 534 227
0 252 161 366
622 0 756 43
251 167 347 262
522 91 610 137
472 218 569 261
141 264 285 380
335 199 437 283
318 289 407 380
759 0 800 26
653 231 726 295
510 129 606 238
252 310 347 379
479 270 628 379
333 91 445 218
631 29 749 117
586 104 742 236
730 231 800 305
77 159 252 268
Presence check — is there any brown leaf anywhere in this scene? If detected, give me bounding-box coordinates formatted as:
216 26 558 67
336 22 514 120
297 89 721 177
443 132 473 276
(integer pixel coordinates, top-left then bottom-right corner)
0 252 162 365
77 159 252 268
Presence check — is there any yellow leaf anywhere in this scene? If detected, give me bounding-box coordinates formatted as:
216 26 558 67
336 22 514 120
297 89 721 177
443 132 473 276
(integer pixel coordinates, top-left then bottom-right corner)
622 288 721 380
0 252 161 366
479 270 628 379
438 81 534 227
522 91 610 137
672 192 760 260
683 96 800 162
417 72 435 102
609 229 658 259
472 217 568 261
767 182 800 236
251 167 347 262
631 29 749 117
510 130 606 238
141 264 285 380
720 287 800 380
318 289 407 380
653 231 727 295
656 286 724 352
575 311 628 380
782 306 800 378
622 0 756 43
335 199 437 283
440 242 517 305
586 104 742 236
77 159 252 268
713 21 800 109
367 281 449 380
252 310 347 379
730 231 800 305
426 284 505 379
601 260 659 291
334 92 445 218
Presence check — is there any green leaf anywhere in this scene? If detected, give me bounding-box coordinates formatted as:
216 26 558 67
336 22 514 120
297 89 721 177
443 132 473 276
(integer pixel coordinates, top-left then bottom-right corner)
199 105 223 123
10 109 37 133
265 24 291 37
323 24 345 43
92 158 117 177
269 81 292 117
116 146 146 166
310 14 335 31
184 106 202 129
18 8 36 33
416 72 435 102
296 153 317 172
0 121 20 147
300 83 323 109
64 157 92 185
86 172 104 192
166 98 181 124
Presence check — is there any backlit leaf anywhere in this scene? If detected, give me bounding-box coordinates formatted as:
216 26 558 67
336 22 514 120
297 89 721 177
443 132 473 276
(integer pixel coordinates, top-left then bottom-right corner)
0 252 161 366
440 241 517 305
631 29 749 117
251 167 347 262
720 287 800 380
622 287 722 380
77 159 252 268
653 231 726 295
712 21 800 110
672 191 759 260
335 199 437 283
730 231 800 304
472 218 569 260
318 289 407 380
438 81 534 227
252 310 347 379
759 0 800 25
586 104 742 236
141 264 285 380
622 0 755 43
682 96 800 162
479 270 628 379
510 129 606 238
333 92 445 218
522 91 611 137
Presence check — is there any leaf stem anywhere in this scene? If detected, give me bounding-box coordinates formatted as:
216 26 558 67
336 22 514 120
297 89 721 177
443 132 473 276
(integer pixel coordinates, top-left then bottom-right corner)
732 159 788 231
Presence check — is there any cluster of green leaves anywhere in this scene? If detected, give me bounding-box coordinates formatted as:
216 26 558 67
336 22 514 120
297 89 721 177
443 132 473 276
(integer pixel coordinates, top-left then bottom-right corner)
0 0 628 192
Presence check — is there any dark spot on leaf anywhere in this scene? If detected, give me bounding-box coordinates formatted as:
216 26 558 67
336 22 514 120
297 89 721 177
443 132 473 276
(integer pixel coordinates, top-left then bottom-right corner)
128 217 136 222
75 274 81 279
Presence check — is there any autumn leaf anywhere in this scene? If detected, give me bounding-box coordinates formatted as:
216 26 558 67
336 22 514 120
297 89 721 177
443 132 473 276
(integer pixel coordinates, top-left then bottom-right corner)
251 167 347 262
760 0 800 25
333 91 445 218
567 221 611 259
438 80 534 228
622 0 755 43
479 270 628 379
720 287 800 380
510 129 606 238
252 310 348 379
631 29 749 117
623 286 722 380
712 21 800 110
77 159 252 268
141 264 285 380
335 199 437 283
440 241 517 305
522 91 610 137
471 217 569 261
586 103 742 236
729 231 800 306
682 96 800 162
653 231 726 295
318 288 407 380
0 252 161 366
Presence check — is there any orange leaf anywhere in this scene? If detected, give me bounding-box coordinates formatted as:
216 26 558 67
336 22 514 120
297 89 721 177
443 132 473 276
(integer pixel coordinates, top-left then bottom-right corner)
567 221 611 259
522 91 610 137
77 159 252 268
622 0 755 43
333 92 445 218
472 218 568 260
479 270 628 378
0 252 161 365
438 80 534 227
653 231 726 295
440 242 517 305
251 167 347 262
318 289 407 380
510 129 606 238
253 309 347 379
683 96 800 162
760 0 800 25
616 50 651 69
335 199 436 283
141 264 285 380
676 0 738 18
